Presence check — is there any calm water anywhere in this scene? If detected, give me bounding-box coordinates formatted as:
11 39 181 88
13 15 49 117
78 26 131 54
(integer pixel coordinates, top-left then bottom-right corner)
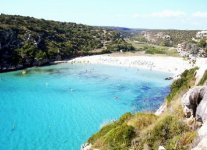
0 63 172 150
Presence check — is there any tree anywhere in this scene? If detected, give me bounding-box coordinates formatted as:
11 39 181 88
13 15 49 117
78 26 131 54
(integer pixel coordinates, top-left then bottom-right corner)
35 51 46 61
199 39 207 48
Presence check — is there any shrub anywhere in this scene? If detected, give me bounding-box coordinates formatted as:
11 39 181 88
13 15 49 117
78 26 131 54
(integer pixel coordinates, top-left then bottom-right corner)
199 38 207 48
127 113 158 130
104 124 135 149
88 113 135 149
166 67 198 103
144 115 190 150
144 46 166 54
166 131 197 150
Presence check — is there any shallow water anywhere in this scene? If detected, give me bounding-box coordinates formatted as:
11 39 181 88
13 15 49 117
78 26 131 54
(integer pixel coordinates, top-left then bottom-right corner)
0 63 172 150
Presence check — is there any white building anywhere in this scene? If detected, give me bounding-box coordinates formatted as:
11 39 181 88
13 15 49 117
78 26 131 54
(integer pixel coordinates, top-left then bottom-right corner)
196 31 207 39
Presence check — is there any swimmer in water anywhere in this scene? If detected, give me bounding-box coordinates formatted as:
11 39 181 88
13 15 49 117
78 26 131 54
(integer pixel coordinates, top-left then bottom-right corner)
114 96 119 100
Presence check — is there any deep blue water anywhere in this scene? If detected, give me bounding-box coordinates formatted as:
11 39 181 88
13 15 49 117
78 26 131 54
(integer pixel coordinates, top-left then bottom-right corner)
0 63 172 150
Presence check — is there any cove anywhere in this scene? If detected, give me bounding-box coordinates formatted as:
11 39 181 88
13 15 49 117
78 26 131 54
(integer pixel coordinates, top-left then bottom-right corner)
0 63 172 150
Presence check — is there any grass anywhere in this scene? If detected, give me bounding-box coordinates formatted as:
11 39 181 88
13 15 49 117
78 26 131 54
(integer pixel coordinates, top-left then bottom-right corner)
144 46 179 56
127 40 179 57
88 112 135 150
141 115 191 150
127 113 158 130
88 113 196 150
198 70 207 85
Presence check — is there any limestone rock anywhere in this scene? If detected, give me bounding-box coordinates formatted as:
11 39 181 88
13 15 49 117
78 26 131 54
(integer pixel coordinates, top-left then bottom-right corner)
158 146 166 150
81 143 92 150
181 85 207 123
155 103 167 116
181 86 203 117
195 86 207 122
192 138 207 150
182 86 207 149
191 121 207 149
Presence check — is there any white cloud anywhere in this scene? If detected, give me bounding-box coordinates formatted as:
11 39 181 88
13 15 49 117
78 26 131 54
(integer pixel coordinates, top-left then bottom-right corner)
132 10 186 19
150 10 186 17
192 11 207 18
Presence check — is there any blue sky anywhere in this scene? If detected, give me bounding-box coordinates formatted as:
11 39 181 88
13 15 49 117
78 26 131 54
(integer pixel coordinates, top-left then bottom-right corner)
1 0 207 29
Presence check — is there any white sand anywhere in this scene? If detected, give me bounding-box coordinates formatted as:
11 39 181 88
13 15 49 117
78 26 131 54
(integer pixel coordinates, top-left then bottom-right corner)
63 55 194 76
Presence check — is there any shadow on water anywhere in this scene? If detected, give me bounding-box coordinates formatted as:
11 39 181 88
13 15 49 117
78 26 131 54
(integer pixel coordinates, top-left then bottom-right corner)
132 86 170 112
14 67 69 77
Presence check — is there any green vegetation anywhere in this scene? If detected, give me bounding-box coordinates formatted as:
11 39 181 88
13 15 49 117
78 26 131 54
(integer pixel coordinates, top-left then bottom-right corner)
143 46 166 54
144 46 175 55
88 113 196 150
166 67 198 104
128 40 179 56
107 40 135 52
87 68 199 150
88 113 135 150
132 35 147 43
0 14 134 72
127 113 158 130
198 38 207 48
131 30 197 47
135 115 195 150
198 70 207 85
162 30 197 46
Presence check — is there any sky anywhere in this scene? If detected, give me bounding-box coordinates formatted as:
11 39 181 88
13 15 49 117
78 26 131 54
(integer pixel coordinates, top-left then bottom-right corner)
1 0 207 30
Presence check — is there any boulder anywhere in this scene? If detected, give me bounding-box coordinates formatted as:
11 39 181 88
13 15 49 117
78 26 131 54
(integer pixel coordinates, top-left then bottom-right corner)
165 77 173 80
158 145 166 150
181 86 203 117
81 143 92 150
181 86 207 123
196 86 207 122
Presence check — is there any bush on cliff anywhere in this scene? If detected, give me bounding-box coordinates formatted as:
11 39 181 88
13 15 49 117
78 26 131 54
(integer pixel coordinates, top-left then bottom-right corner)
88 112 135 149
141 115 190 149
166 67 198 103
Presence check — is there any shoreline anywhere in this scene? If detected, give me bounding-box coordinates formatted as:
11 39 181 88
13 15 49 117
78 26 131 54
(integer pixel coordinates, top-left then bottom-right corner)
55 54 193 77
61 54 206 118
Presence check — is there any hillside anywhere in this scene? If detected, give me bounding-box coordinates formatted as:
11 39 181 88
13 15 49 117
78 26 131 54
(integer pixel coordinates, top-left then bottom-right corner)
131 30 198 47
0 14 134 72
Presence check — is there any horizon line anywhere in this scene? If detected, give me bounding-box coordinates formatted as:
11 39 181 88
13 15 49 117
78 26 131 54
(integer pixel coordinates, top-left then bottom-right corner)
1 13 206 31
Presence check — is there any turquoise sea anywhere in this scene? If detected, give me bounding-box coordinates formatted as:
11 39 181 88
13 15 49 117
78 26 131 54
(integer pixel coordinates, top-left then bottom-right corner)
0 63 172 150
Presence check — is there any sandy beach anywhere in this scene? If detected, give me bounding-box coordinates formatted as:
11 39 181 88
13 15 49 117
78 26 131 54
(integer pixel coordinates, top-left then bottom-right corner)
55 54 196 76
54 53 207 81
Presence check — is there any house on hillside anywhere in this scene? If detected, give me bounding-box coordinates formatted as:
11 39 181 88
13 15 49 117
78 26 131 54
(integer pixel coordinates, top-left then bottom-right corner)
196 31 207 39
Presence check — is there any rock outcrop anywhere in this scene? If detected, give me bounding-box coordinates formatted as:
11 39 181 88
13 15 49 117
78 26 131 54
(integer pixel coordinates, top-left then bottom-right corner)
196 87 207 122
192 121 207 150
81 143 92 150
181 86 207 122
181 85 207 150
